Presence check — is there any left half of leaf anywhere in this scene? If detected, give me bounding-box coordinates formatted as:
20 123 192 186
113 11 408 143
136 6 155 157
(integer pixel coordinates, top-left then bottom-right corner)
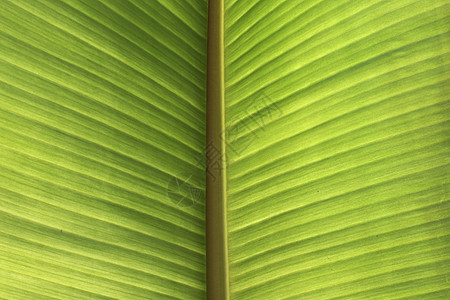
0 0 208 299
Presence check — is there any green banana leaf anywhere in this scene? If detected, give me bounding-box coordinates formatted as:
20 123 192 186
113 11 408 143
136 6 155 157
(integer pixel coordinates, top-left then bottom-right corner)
225 1 450 299
0 0 448 299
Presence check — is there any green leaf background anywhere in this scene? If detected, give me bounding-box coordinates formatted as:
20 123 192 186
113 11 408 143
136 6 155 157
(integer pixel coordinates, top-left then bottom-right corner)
0 0 207 298
225 0 450 299
0 0 449 299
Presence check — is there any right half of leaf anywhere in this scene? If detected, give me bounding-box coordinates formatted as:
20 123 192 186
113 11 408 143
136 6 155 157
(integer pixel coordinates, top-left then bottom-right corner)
225 0 450 299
